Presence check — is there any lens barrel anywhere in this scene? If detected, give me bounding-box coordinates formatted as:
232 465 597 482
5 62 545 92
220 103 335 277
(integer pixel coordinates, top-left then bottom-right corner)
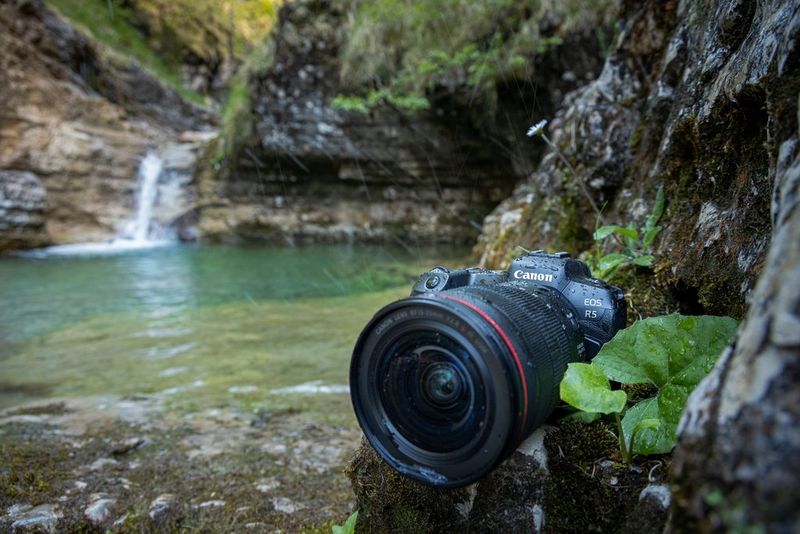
350 282 585 488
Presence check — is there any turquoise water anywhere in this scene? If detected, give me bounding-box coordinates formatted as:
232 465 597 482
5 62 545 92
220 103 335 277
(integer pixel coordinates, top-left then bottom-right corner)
0 244 466 417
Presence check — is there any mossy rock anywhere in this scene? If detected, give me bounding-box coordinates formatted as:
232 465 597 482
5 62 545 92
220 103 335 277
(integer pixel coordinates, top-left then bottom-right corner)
346 422 670 533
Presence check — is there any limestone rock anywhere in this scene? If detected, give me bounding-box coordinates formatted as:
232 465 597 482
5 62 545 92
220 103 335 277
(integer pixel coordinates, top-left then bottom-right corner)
0 0 212 252
669 83 800 532
203 0 609 246
476 0 796 319
0 170 48 250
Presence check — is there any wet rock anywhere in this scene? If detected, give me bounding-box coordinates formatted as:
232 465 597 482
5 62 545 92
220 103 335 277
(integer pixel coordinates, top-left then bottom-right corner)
6 504 61 533
670 71 800 531
347 423 669 533
147 493 176 521
84 496 115 525
476 0 795 320
0 170 48 251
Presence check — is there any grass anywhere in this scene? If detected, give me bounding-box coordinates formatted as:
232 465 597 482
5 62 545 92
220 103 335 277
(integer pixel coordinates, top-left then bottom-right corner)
45 0 206 104
335 0 619 113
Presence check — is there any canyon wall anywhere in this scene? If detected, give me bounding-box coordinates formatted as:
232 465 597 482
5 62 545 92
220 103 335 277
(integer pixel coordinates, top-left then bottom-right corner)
199 0 608 246
0 0 212 251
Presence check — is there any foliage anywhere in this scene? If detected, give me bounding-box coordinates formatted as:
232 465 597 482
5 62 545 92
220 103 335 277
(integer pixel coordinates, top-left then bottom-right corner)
588 185 665 281
332 511 358 534
560 314 738 462
334 0 617 113
45 0 278 103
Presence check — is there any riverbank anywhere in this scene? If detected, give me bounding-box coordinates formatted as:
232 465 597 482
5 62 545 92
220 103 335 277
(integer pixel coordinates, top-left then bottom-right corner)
0 395 358 532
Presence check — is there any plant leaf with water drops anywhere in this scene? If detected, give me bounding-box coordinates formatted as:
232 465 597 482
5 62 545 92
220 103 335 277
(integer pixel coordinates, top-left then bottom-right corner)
560 363 627 415
594 314 738 454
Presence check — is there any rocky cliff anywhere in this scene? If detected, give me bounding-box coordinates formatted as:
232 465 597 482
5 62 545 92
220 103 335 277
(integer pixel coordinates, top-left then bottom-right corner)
0 0 212 251
199 0 609 246
476 0 796 320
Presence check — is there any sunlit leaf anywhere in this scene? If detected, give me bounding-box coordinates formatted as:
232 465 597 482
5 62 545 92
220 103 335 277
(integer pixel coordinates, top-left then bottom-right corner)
632 254 654 267
560 363 627 414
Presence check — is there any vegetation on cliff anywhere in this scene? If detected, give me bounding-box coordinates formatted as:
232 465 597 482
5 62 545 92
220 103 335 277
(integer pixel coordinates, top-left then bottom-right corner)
45 0 279 102
335 0 618 113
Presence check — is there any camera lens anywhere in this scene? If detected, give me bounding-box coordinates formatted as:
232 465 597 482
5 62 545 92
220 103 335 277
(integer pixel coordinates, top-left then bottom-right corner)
350 283 585 487
423 364 461 405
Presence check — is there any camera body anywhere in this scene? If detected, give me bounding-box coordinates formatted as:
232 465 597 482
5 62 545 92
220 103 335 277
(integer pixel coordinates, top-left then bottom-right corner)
350 250 626 488
411 250 626 358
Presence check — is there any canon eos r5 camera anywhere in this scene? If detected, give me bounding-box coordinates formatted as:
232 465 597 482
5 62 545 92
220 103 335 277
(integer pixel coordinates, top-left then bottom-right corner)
350 251 626 487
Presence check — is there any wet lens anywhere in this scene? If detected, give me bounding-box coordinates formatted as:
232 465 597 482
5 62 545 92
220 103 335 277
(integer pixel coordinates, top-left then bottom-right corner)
423 364 461 405
350 283 586 487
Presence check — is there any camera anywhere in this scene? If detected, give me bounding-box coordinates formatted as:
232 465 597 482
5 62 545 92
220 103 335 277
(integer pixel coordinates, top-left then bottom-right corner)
349 251 626 488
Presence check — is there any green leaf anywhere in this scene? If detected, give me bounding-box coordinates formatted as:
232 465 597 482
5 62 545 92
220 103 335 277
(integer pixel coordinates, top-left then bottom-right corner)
624 223 638 249
632 254 654 267
561 411 602 423
627 417 662 454
332 511 358 534
560 363 627 414
642 225 662 249
643 185 665 234
594 314 738 454
594 225 638 241
598 253 629 272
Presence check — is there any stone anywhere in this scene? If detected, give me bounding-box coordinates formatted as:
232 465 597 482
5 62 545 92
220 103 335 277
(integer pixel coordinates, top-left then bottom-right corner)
84 497 115 525
346 421 669 532
271 497 304 514
199 0 609 246
670 63 800 532
8 504 61 533
0 170 48 251
475 0 792 320
148 493 176 521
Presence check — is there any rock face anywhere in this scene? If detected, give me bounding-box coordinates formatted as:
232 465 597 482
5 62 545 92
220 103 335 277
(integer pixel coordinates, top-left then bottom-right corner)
0 170 48 250
670 82 800 531
201 0 607 246
476 0 797 319
0 0 212 252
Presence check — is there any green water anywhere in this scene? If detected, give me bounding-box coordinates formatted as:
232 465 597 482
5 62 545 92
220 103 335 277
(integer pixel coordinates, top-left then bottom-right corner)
0 245 467 421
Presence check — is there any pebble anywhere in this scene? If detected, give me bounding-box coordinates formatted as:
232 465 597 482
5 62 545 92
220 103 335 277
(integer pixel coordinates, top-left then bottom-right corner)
271 497 304 514
89 457 120 471
148 493 176 520
84 498 116 524
197 500 226 509
8 504 61 533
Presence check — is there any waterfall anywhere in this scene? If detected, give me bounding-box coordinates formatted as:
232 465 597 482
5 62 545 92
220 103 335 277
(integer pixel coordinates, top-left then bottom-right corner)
20 151 172 257
125 152 164 243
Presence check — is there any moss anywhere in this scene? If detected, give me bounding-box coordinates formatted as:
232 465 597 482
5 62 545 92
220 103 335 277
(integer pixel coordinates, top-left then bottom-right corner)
45 0 206 104
542 421 664 533
345 439 470 533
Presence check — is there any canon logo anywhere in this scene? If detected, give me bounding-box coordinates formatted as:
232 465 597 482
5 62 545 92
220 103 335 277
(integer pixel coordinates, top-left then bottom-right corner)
513 270 554 282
